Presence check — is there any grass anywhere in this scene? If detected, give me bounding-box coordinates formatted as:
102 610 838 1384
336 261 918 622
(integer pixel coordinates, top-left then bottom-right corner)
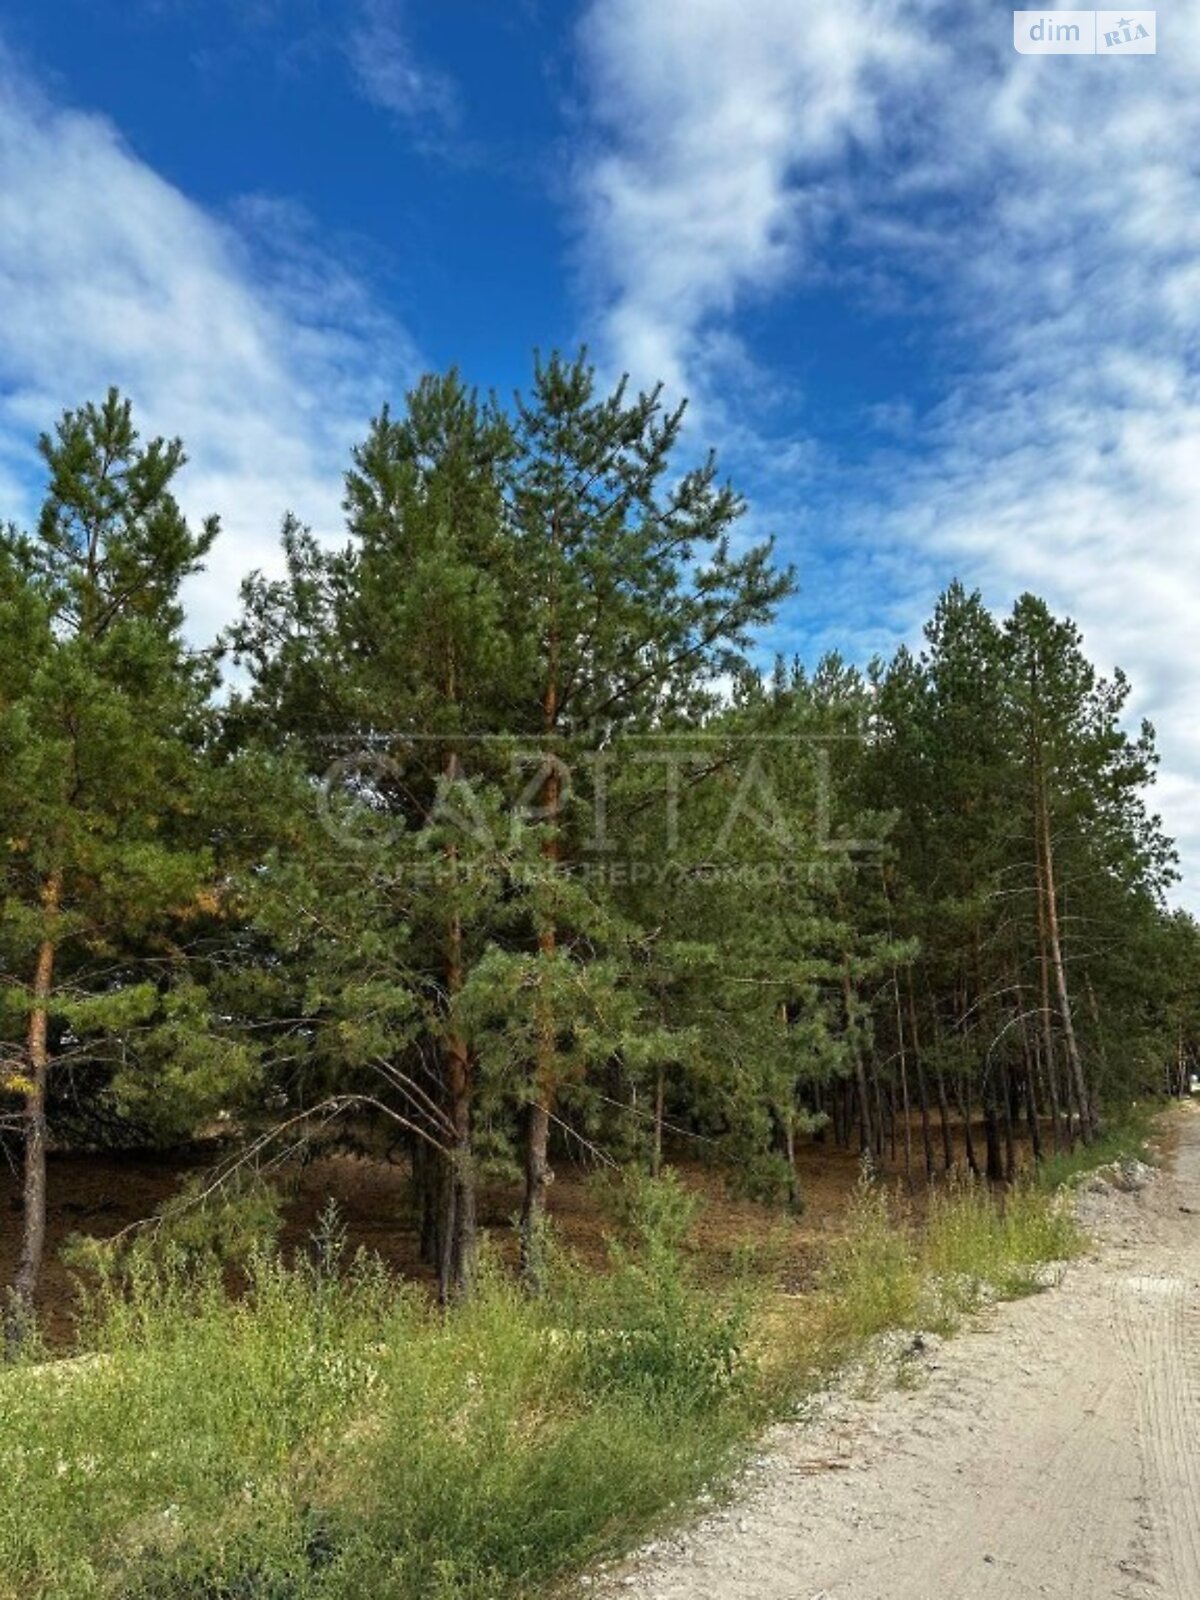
790 1170 1083 1379
1032 1101 1160 1192
922 1176 1082 1317
0 1152 1102 1600
0 1181 760 1600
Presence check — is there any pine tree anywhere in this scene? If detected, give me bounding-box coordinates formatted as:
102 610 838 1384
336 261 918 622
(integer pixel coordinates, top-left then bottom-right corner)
0 391 243 1344
869 585 1017 1173
229 373 524 1299
504 352 790 1275
868 582 1180 1172
1004 593 1174 1143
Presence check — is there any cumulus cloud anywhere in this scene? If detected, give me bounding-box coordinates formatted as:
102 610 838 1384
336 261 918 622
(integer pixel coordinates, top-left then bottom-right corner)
0 45 422 642
575 0 1200 904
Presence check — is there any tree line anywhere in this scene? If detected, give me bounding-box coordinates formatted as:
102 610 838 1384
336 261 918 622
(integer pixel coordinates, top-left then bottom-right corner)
2 358 1197 1336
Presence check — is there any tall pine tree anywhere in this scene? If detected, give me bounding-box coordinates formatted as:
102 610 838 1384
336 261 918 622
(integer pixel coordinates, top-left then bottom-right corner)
0 392 241 1343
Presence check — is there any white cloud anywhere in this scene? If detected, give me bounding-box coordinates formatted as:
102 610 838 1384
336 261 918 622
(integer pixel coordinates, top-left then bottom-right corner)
575 0 932 397
576 0 1200 906
0 47 421 642
345 0 457 124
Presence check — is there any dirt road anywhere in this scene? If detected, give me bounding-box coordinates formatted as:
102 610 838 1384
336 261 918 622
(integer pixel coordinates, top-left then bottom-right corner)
601 1108 1200 1600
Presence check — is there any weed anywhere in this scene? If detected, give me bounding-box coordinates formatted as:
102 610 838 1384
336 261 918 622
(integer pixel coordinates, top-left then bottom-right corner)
1033 1102 1159 1192
0 1160 1092 1600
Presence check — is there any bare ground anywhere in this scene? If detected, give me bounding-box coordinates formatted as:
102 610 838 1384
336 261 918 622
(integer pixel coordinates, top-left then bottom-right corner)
595 1105 1200 1600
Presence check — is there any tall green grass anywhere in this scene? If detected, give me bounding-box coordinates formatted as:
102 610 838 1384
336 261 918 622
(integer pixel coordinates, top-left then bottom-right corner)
0 1182 757 1600
1032 1102 1159 1192
807 1173 1083 1358
0 1165 1086 1600
923 1177 1082 1318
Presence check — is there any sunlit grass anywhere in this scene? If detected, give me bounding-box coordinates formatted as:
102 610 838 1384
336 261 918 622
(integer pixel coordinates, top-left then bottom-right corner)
0 1157 1096 1600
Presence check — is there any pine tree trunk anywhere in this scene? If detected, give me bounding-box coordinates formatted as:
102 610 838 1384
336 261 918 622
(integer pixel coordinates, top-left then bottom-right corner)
842 956 874 1157
1001 1067 1017 1182
915 1057 934 1180
524 947 563 1286
983 1091 1004 1183
437 1135 476 1306
520 1098 551 1289
9 871 61 1351
955 1078 980 1176
438 744 478 1303
438 1037 476 1304
873 1058 887 1162
522 917 557 1285
651 1063 665 1178
1038 784 1094 1142
1023 1063 1043 1163
428 711 476 1300
971 938 1004 1183
1034 822 1068 1151
885 1082 897 1164
522 558 561 1289
893 976 913 1186
906 987 935 1179
934 1066 954 1173
415 1140 442 1267
1014 972 1045 1163
831 1082 848 1148
782 1110 800 1210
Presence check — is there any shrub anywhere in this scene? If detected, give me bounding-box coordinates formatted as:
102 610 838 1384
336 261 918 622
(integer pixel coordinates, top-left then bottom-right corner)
569 1168 753 1410
0 1163 1090 1600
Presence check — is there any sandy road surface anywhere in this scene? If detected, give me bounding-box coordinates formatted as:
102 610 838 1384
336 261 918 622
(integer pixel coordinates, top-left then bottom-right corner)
598 1108 1200 1600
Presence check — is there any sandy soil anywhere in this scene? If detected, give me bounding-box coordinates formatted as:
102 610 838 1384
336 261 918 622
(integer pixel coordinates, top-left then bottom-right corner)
595 1106 1200 1600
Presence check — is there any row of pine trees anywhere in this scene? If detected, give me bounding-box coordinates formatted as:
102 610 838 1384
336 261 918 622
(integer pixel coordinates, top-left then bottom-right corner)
2 358 1198 1333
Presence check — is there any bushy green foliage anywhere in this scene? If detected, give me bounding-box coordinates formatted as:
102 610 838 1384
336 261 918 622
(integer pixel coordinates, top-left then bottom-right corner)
568 1168 752 1411
0 1247 396 1599
64 1173 286 1341
0 1153 1101 1600
816 1182 923 1343
588 1163 699 1254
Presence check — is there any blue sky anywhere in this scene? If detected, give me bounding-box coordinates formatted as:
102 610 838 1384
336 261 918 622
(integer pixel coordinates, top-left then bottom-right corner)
0 0 1197 900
